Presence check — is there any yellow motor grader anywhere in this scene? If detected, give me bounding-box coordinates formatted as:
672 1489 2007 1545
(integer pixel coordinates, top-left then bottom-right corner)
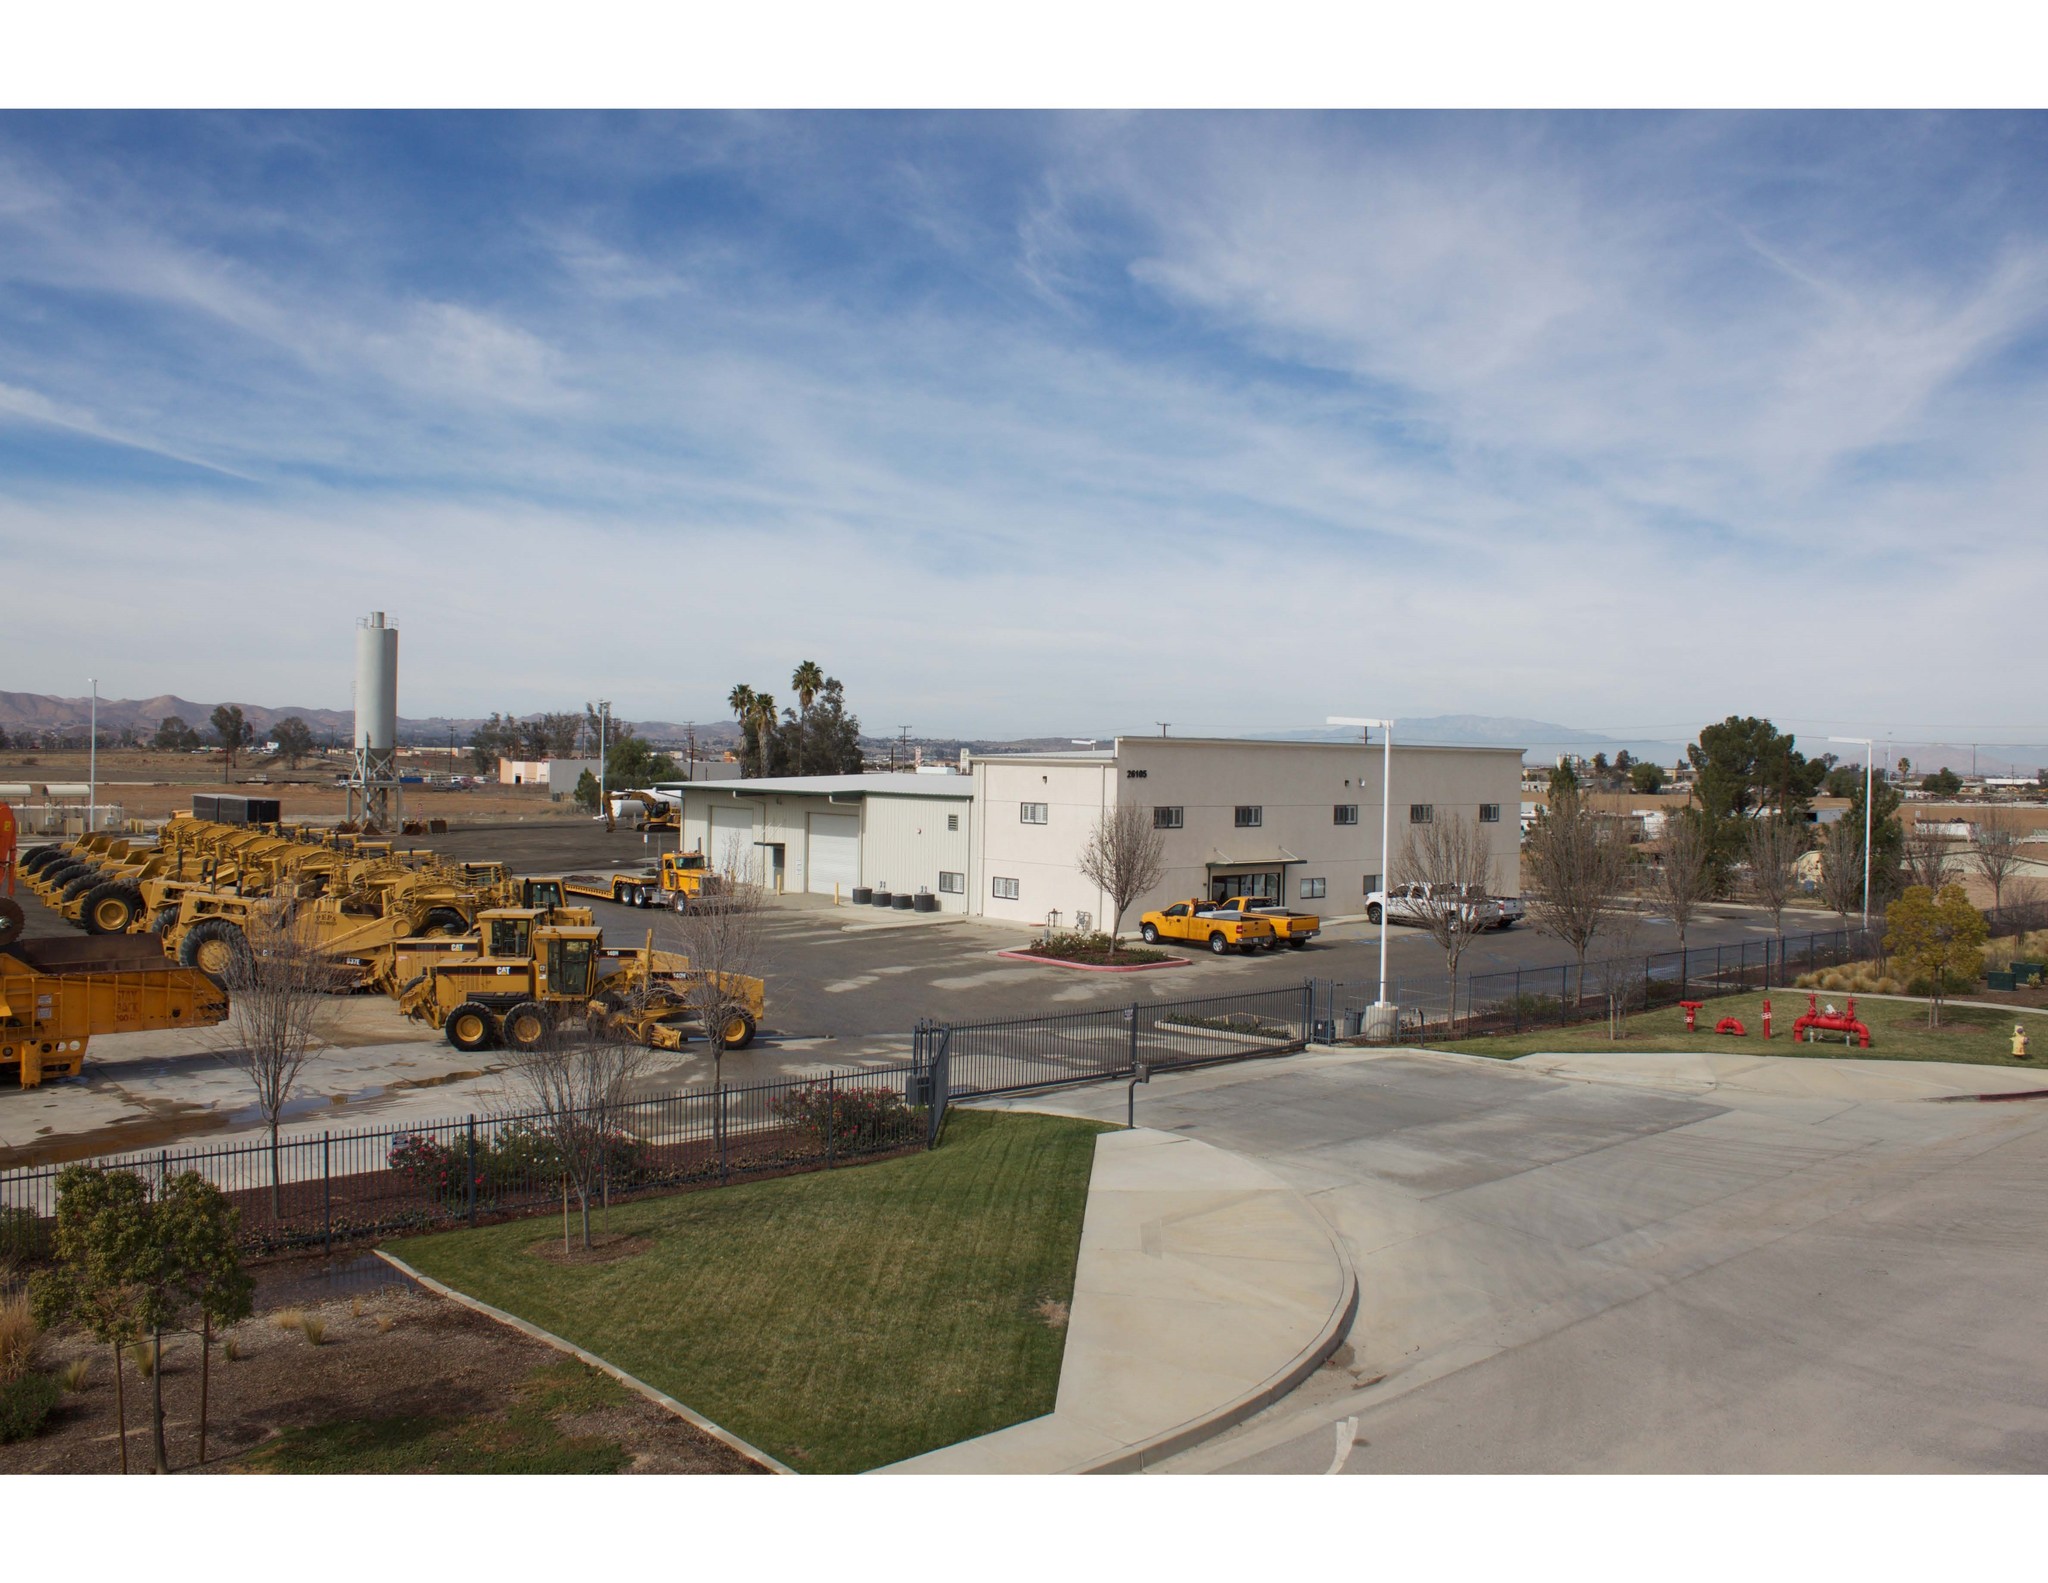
397 912 763 1054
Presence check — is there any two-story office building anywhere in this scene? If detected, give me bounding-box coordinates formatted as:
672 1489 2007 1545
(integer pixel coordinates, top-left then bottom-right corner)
669 736 1522 928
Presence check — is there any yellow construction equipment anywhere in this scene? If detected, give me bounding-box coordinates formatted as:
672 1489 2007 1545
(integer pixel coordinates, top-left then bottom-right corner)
2 933 230 1089
564 850 720 910
609 789 679 832
398 913 762 1053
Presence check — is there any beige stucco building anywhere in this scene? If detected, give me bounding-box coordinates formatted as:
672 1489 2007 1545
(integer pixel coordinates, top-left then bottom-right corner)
969 738 1523 931
668 737 1522 929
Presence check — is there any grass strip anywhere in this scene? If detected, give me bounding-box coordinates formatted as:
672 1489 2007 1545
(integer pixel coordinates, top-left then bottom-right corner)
394 1108 1110 1473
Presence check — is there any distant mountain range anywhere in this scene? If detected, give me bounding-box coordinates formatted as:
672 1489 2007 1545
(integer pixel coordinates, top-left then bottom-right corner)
4 692 2041 775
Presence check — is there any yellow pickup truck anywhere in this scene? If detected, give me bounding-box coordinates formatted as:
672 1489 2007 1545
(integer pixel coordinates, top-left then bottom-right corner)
1215 895 1322 950
1139 899 1276 955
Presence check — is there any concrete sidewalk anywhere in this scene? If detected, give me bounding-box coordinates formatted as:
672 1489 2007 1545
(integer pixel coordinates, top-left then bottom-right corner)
873 1126 1356 1474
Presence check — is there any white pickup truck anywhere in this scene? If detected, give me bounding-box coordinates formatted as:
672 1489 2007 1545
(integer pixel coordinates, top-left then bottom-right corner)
1366 882 1521 930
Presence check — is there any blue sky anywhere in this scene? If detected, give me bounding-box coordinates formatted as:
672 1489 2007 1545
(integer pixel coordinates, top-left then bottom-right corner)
3 111 2046 740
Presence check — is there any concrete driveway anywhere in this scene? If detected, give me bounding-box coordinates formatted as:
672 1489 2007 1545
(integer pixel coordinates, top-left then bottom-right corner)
993 1048 2048 1473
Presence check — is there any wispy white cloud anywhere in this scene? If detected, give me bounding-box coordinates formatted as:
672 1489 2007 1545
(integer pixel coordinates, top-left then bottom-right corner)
1 112 2045 739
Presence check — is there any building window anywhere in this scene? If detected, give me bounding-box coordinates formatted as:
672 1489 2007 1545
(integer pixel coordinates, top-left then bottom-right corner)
1333 804 1358 825
1300 877 1327 900
1409 803 1434 823
1020 802 1048 825
947 814 959 832
938 871 964 894
1363 874 1380 894
1479 803 1501 823
992 876 1020 900
1235 806 1262 828
1153 806 1184 830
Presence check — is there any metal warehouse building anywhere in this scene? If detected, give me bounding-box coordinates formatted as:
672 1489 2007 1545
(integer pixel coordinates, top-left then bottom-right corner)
671 736 1522 927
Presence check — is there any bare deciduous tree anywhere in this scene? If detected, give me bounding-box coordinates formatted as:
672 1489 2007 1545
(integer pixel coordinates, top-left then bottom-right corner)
1399 812 1496 1034
503 1018 652 1253
1969 805 2027 914
214 905 338 1216
1650 809 1712 954
674 838 770 1167
1589 904 1648 1040
1524 783 1634 1002
1743 816 1806 936
1817 818 1864 920
1077 802 1167 962
1901 820 1961 893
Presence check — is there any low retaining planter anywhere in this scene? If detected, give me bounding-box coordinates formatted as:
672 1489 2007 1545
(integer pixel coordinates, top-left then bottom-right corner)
995 950 1191 973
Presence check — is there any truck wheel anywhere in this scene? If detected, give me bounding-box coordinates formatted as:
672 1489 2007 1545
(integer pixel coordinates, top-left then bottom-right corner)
21 846 64 875
1287 938 1309 949
1141 923 1160 944
60 872 103 904
151 906 182 935
1367 903 1383 924
502 1001 551 1051
419 907 467 937
1260 936 1278 952
0 897 22 948
719 1011 757 1051
447 1001 500 1053
1209 932 1229 955
83 883 144 935
179 919 251 983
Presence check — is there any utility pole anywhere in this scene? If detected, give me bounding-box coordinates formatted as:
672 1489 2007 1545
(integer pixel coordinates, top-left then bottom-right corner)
598 700 611 829
88 677 97 834
1155 722 1170 738
895 726 912 771
1330 715 1395 1015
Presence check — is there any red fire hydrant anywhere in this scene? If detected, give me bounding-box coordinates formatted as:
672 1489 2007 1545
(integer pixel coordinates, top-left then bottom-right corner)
1762 999 1773 1040
1680 1000 1704 1032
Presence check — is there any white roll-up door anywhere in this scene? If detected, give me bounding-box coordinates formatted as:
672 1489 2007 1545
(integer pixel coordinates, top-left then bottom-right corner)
807 812 860 895
709 806 755 876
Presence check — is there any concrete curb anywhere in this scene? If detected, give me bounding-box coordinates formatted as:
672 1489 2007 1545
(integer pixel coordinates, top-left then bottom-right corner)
373 1247 794 1475
993 950 1192 973
1077 1213 1358 1476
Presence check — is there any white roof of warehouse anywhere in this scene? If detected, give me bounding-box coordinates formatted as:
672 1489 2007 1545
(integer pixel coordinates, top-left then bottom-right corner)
685 772 974 799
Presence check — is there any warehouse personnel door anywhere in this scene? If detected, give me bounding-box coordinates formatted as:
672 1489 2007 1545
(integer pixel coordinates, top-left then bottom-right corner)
807 812 860 896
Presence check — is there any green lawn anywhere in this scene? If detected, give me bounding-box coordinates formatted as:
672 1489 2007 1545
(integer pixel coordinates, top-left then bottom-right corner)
394 1108 1111 1474
1437 989 2045 1067
241 1360 634 1474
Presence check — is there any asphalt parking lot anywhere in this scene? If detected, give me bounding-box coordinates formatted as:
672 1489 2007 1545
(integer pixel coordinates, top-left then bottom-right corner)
994 1048 2048 1474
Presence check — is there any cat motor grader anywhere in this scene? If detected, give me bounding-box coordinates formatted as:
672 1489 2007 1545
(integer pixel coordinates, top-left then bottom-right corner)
398 913 763 1054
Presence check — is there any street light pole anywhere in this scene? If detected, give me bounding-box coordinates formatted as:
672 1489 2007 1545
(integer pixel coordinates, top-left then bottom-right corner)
1330 715 1395 1009
598 700 611 827
88 677 97 834
1828 735 1873 930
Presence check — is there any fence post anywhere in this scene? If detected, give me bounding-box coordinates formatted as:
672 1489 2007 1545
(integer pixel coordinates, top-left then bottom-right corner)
1303 981 1314 1042
1128 1000 1140 1073
718 1083 729 1185
826 1072 836 1170
466 1116 477 1228
322 1132 332 1255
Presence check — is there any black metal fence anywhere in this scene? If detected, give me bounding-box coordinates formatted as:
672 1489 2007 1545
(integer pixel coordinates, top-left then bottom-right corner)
917 981 1313 1102
0 1062 927 1260
1312 899 2048 1045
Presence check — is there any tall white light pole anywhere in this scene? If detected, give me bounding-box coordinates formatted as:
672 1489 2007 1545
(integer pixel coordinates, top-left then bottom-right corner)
1330 715 1395 1009
1828 735 1873 930
598 700 611 823
88 678 98 834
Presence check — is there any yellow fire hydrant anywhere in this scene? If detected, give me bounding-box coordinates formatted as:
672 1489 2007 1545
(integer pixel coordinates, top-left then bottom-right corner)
2014 1024 2032 1060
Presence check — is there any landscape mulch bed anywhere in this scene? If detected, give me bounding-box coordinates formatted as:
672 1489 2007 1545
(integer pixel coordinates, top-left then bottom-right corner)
215 1125 925 1256
0 1281 762 1475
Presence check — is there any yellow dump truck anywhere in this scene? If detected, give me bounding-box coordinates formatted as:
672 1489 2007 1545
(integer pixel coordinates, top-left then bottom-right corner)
2 933 231 1089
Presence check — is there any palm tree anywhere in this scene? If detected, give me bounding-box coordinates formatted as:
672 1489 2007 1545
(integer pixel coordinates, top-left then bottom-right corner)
790 661 824 713
747 693 779 778
727 683 756 721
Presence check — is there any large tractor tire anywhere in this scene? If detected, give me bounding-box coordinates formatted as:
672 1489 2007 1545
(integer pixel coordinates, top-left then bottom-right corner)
179 919 251 983
501 1001 552 1051
0 897 23 949
21 846 66 876
151 905 182 935
445 1001 500 1053
419 907 468 937
82 882 146 935
37 861 86 894
718 1010 758 1051
59 872 104 905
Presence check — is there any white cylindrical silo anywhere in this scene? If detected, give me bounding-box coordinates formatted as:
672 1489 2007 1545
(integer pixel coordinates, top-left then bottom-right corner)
354 611 398 753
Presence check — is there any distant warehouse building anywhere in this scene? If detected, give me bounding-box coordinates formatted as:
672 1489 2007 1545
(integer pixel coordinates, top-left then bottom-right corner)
672 736 1522 926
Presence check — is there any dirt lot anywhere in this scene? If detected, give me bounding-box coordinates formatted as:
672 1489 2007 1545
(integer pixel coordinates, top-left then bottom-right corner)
0 1262 762 1474
3 746 593 824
